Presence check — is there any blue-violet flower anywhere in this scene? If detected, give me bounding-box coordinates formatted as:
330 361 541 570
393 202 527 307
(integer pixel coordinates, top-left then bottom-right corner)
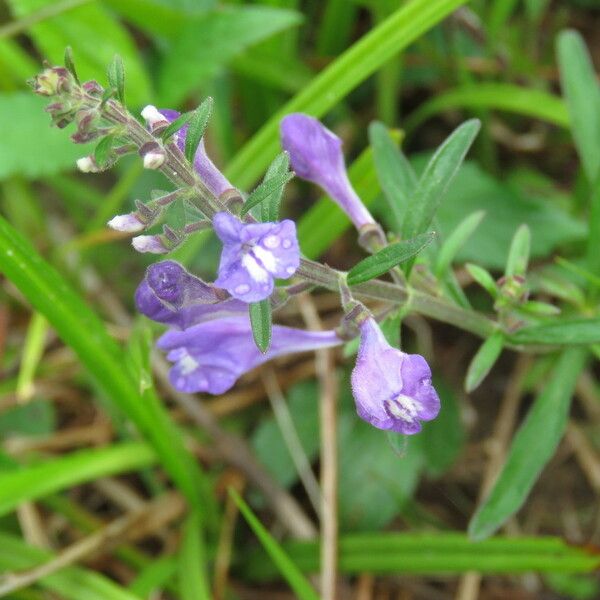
213 211 300 302
158 315 341 394
280 113 375 230
135 260 246 330
351 317 440 434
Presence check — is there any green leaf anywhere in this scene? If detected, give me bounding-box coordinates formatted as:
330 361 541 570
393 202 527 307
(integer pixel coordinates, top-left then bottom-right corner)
0 532 144 600
103 0 216 38
63 45 79 83
465 331 504 393
557 30 600 182
107 54 125 104
434 210 485 277
347 232 435 286
241 532 600 580
230 488 320 600
0 442 155 517
0 214 204 508
435 162 585 269
505 224 531 278
405 83 569 132
368 121 416 230
249 300 272 353
158 6 303 105
7 0 151 106
160 111 193 143
262 152 291 222
0 93 93 179
225 0 470 189
184 97 213 164
240 170 294 217
402 119 480 240
468 347 587 541
509 318 600 346
466 263 498 297
178 511 211 600
94 133 115 168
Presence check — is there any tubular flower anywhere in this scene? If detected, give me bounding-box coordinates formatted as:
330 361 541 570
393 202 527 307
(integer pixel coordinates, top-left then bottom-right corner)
351 317 440 435
141 105 234 197
135 260 246 330
157 316 341 394
213 211 300 302
280 113 375 230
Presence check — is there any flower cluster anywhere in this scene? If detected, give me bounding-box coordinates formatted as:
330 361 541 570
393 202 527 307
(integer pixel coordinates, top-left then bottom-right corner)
31 63 441 436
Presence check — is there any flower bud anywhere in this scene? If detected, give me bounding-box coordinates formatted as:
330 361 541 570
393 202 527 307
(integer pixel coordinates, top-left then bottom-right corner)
107 213 145 233
132 235 168 254
143 151 166 170
141 105 169 129
76 156 99 173
280 113 375 230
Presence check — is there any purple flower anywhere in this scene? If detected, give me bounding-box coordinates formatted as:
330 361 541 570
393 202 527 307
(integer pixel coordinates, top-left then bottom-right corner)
135 260 246 330
142 105 233 197
280 113 375 230
213 211 300 302
351 317 440 435
158 315 341 394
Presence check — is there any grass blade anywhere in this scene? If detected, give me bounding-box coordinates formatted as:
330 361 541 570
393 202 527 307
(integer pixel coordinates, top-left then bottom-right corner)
468 347 587 540
241 532 600 579
0 532 143 600
230 488 320 600
405 83 569 132
557 29 600 182
0 442 155 517
178 511 211 600
225 0 470 189
0 214 203 507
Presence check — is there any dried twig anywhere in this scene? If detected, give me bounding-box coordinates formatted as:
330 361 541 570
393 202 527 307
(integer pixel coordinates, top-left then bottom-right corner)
299 294 339 600
0 492 184 597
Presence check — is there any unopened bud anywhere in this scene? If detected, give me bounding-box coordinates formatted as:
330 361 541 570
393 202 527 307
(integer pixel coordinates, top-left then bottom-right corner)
143 151 166 170
141 105 168 128
132 235 168 254
107 213 145 233
76 156 98 173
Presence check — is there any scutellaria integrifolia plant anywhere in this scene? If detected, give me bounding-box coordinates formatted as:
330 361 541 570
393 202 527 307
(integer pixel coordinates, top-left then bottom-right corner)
31 56 500 438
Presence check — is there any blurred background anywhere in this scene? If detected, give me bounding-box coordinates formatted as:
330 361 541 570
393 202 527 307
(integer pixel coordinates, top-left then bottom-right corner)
1 1 600 599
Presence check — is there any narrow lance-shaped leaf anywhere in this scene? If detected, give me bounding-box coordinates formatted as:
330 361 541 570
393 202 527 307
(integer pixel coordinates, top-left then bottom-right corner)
160 111 194 143
262 152 291 222
249 299 272 353
402 119 480 240
185 97 214 164
466 263 498 298
241 169 294 217
435 210 485 277
508 318 600 346
94 134 115 168
347 231 435 286
107 54 125 104
230 488 321 600
505 224 531 278
368 121 417 230
465 331 504 393
557 29 600 182
63 46 79 84
468 347 587 541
